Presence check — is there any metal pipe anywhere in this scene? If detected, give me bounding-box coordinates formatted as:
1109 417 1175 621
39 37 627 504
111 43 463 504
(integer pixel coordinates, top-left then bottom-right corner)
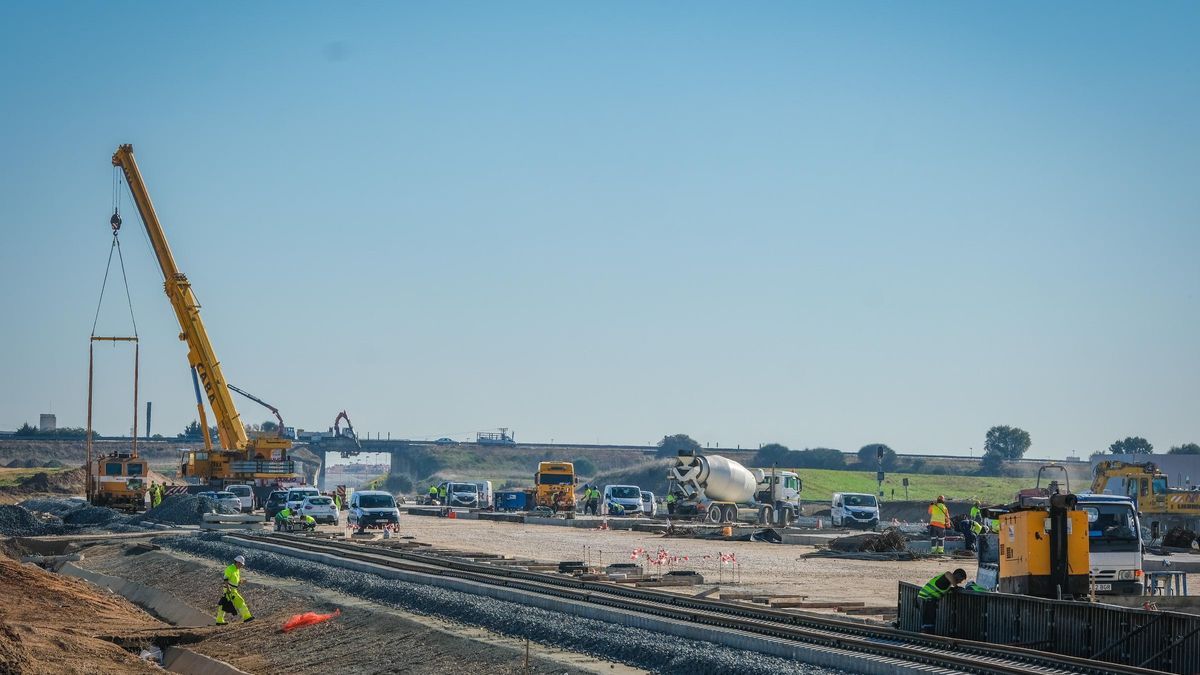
86 341 94 502
131 340 139 456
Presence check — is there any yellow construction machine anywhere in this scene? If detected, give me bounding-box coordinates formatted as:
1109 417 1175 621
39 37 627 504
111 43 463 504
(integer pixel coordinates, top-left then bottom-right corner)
111 144 300 495
1091 460 1200 533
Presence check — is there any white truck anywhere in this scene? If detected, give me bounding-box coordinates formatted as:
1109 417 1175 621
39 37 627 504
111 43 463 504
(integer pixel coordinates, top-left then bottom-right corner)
667 453 801 526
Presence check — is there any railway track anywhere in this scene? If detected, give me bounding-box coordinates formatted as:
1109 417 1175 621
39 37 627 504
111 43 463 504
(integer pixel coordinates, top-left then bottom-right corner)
224 531 1160 675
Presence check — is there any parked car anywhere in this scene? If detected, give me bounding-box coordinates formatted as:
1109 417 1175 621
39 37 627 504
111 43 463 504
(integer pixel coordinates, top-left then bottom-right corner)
641 490 655 517
300 495 339 525
435 437 455 445
198 490 242 512
348 490 400 531
446 482 479 508
225 484 255 513
286 486 321 511
264 490 289 521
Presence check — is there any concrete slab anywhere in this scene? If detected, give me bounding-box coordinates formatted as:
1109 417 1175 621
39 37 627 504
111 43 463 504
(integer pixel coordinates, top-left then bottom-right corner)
163 646 253 675
60 562 213 627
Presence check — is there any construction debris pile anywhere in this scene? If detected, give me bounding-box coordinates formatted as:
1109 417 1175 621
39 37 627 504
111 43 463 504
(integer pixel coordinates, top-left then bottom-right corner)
1163 527 1198 550
829 527 909 553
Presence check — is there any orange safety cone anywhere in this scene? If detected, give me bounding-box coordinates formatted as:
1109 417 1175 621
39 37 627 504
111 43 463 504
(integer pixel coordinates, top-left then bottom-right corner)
448 510 457 519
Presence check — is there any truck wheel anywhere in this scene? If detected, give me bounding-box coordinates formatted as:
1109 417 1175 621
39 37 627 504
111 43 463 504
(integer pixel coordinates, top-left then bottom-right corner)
706 508 724 524
758 506 773 525
779 507 794 527
723 505 738 523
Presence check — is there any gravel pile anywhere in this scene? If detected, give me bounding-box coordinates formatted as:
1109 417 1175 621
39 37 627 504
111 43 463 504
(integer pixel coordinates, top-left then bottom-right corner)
0 505 65 536
163 535 844 675
62 506 125 527
131 495 236 526
18 497 88 517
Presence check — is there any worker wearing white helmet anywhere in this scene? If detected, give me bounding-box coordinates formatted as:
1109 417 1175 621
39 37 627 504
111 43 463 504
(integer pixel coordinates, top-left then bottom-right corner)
215 554 254 625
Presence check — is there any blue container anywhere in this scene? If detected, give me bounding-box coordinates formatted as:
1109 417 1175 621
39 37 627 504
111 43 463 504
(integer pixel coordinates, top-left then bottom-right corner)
496 490 528 511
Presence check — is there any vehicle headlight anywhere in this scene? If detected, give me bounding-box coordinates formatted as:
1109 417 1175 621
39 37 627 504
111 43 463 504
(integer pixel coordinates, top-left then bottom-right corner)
1118 570 1136 580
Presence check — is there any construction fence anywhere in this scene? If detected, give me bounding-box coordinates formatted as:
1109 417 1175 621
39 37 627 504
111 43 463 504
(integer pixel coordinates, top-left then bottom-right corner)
897 582 1200 674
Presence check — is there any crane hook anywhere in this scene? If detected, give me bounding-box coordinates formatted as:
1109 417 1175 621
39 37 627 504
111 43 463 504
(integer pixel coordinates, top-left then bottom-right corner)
110 210 122 234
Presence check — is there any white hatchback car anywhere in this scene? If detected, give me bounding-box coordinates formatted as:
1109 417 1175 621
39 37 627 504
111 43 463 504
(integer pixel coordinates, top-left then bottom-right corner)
300 495 339 525
198 490 242 512
286 486 321 511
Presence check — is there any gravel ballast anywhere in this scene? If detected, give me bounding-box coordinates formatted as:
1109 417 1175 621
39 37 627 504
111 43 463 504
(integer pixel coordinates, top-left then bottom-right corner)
129 495 236 525
162 534 845 675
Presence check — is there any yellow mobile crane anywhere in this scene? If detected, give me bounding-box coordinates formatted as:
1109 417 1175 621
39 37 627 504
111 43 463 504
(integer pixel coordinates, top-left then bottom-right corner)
111 144 299 493
1091 460 1200 534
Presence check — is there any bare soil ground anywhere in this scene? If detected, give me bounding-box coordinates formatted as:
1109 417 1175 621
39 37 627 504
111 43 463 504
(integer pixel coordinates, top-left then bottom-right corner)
0 555 165 674
80 542 639 675
393 517 978 609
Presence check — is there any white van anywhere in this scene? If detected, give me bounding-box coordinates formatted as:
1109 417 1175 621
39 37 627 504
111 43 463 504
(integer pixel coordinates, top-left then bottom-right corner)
603 485 643 516
831 492 880 530
474 481 493 509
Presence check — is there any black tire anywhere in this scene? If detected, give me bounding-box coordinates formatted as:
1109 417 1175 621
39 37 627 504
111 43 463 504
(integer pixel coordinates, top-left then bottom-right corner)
759 506 773 525
723 505 738 523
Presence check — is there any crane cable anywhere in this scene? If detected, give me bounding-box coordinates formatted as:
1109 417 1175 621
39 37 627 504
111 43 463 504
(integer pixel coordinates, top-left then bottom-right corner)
90 169 139 338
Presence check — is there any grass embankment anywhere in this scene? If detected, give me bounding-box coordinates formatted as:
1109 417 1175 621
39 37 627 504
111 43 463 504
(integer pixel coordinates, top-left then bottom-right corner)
0 467 68 488
589 459 1034 504
798 469 1030 503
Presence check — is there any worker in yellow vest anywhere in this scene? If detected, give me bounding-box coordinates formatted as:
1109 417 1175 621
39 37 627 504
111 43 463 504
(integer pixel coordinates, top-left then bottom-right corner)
928 495 950 554
215 555 254 625
916 568 966 632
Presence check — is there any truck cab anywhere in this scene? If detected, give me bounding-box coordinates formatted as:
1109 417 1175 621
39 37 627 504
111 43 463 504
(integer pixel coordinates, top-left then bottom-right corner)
1076 494 1144 595
831 492 880 530
535 462 576 512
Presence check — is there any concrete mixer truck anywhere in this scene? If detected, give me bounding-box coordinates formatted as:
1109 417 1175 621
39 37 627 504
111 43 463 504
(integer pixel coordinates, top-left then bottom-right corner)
667 453 802 526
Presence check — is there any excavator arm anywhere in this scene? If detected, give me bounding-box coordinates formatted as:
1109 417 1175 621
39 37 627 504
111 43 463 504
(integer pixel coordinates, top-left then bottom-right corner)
112 144 250 452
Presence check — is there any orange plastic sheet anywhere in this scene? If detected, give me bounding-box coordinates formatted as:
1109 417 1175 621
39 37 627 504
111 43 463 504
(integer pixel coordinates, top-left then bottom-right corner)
282 608 341 632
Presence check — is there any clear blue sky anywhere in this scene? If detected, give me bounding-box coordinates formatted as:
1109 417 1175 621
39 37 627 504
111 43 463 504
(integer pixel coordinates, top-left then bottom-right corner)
1 2 1196 457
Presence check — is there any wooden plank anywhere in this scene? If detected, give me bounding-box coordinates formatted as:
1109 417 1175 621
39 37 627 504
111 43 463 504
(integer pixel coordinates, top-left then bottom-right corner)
789 601 865 609
839 605 895 615
718 591 757 600
693 587 720 599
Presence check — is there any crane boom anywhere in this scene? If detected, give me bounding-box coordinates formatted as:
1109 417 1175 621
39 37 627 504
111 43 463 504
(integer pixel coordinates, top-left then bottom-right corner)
112 144 296 488
112 144 249 451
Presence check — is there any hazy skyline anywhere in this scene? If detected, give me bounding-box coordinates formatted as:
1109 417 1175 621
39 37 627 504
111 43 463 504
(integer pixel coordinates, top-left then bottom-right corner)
1 3 1197 458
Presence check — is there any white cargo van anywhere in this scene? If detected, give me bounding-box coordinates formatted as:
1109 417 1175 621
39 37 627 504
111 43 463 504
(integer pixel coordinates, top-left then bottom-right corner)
831 492 880 530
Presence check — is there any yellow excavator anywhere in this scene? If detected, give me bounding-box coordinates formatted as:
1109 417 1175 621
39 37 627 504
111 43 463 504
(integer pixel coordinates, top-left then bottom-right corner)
1091 460 1200 534
111 144 300 496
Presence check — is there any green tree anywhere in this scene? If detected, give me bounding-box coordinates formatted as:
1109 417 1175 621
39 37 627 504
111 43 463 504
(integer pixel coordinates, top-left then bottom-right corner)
984 426 1031 460
793 448 846 469
754 443 792 466
655 433 701 458
1109 436 1153 455
179 420 203 439
261 420 278 432
857 443 898 471
1168 443 1200 455
15 422 38 436
383 473 413 494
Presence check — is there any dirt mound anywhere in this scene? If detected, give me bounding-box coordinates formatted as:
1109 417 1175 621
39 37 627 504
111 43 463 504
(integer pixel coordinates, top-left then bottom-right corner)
0 556 162 674
131 494 237 525
0 622 32 674
15 466 87 494
829 527 908 552
1163 527 1198 549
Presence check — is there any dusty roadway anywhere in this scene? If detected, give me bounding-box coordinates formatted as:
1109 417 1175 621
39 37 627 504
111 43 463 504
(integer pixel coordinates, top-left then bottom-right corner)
388 516 978 609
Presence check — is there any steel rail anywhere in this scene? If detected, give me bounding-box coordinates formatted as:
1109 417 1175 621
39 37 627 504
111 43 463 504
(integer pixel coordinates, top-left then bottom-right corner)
224 532 1160 675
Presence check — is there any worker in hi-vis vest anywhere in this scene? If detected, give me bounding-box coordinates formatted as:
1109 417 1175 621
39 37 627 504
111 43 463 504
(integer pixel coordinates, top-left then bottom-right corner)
215 555 254 625
917 568 966 633
928 496 950 554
